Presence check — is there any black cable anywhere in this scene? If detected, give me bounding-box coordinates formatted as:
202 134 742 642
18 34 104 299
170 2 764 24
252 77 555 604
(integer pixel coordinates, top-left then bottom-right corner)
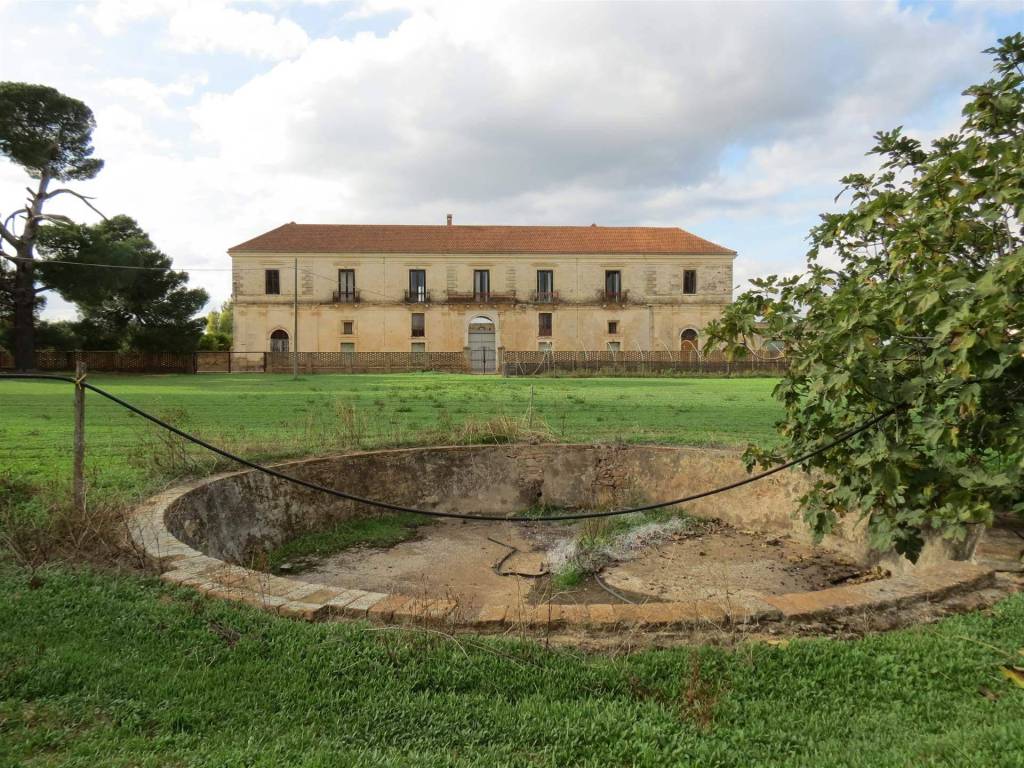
0 373 903 522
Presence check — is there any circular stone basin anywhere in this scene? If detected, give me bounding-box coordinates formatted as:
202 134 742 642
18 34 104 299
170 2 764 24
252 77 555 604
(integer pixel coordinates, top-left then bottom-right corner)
131 444 994 636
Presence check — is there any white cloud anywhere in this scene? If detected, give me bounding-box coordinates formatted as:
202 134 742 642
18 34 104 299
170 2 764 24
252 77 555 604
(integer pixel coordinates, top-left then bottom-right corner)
187 1 988 221
87 0 309 60
1 0 1010 318
165 3 309 60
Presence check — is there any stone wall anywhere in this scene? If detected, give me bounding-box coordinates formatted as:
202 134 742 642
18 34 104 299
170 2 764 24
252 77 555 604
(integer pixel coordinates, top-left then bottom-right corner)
163 445 885 565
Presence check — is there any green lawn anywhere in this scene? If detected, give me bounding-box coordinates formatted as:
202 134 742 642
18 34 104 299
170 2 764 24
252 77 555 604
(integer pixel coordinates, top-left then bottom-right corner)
0 372 782 502
1 565 1021 767
1 373 1022 767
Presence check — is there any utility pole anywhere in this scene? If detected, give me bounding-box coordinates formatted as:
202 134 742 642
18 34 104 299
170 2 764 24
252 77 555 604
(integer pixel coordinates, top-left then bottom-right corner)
292 257 299 379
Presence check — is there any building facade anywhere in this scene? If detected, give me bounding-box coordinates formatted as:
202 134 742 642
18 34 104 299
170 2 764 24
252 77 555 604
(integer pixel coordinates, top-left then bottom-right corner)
229 221 736 371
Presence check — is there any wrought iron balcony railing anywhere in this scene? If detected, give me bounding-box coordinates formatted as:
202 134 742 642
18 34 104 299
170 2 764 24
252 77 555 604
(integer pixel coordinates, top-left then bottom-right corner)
531 290 559 304
404 289 431 303
332 289 360 303
599 289 629 304
446 290 518 304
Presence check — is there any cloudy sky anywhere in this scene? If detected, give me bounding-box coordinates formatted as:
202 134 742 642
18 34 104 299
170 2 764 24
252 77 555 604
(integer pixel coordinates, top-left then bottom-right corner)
1 0 1021 320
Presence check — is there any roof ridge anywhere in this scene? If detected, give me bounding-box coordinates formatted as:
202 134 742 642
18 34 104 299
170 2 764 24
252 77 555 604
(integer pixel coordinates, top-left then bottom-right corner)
229 222 736 256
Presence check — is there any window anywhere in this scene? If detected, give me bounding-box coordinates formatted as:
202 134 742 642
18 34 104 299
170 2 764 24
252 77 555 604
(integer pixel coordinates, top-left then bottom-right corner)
411 313 425 338
605 270 621 299
340 342 355 355
680 328 699 356
411 342 426 353
337 269 356 302
270 329 289 352
265 269 280 295
607 341 621 352
343 321 354 335
473 269 490 300
408 269 427 302
683 269 697 295
538 312 552 337
536 270 554 302
608 321 618 335
538 341 552 353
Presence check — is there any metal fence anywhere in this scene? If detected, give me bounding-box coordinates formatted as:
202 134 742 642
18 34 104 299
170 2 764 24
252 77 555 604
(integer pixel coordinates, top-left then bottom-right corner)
502 349 788 376
264 351 470 374
1 348 788 376
0 349 197 373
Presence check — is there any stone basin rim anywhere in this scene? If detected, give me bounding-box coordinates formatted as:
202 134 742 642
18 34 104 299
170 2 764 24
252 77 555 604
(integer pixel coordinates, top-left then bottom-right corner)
127 443 995 635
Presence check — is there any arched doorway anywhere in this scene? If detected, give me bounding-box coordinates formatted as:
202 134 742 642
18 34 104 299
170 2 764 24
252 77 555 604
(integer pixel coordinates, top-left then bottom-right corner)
680 328 699 361
270 329 290 353
468 315 496 372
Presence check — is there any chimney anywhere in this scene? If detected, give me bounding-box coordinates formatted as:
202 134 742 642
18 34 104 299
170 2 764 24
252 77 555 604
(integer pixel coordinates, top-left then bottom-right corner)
446 213 453 226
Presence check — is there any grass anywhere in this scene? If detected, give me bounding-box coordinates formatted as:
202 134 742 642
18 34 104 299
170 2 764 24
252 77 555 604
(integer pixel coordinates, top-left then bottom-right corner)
2 372 1021 765
0 372 781 493
266 513 428 573
1 564 1022 767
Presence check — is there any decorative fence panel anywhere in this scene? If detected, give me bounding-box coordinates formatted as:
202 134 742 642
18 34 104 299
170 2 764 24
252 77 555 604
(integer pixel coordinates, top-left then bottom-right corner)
266 351 470 374
7 349 197 373
501 350 788 377
195 352 267 373
1 348 786 376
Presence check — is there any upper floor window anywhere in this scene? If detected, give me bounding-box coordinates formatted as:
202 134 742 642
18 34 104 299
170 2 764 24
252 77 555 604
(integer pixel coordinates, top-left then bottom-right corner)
683 269 697 295
411 313 425 338
265 269 280 295
536 270 554 302
337 269 357 302
473 269 491 301
538 312 552 337
408 269 427 302
605 270 622 299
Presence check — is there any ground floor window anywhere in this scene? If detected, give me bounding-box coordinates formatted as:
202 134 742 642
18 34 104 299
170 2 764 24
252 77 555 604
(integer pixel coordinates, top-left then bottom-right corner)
607 341 621 353
538 312 552 337
538 341 552 353
340 342 355 356
270 329 289 352
342 321 353 335
411 312 425 337
411 342 426 353
607 320 618 334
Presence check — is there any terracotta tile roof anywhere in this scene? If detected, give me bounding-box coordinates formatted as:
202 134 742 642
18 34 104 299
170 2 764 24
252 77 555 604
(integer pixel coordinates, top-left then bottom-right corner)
229 223 735 256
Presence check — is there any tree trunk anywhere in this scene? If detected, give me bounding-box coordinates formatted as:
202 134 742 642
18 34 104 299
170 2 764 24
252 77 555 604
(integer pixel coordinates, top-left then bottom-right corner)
13 245 35 370
12 173 50 371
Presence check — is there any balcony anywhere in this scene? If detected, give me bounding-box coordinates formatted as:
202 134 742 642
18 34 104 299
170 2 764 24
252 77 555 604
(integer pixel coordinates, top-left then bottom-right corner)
331 289 360 303
404 289 431 303
530 290 560 304
598 289 629 304
446 290 518 304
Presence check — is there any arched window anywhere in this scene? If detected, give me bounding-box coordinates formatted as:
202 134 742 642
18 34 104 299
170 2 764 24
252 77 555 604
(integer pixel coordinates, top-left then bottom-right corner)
270 329 289 353
680 328 699 360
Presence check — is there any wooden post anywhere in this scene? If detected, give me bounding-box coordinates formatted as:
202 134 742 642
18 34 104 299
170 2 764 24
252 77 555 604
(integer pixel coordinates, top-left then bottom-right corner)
528 384 535 429
73 361 86 515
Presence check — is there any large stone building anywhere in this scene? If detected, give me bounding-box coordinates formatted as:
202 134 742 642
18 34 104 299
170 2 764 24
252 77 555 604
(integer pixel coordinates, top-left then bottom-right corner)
229 220 736 372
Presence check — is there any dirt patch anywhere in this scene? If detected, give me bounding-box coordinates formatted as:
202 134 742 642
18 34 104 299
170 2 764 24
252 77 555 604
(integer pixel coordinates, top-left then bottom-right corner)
286 517 867 614
601 527 863 605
